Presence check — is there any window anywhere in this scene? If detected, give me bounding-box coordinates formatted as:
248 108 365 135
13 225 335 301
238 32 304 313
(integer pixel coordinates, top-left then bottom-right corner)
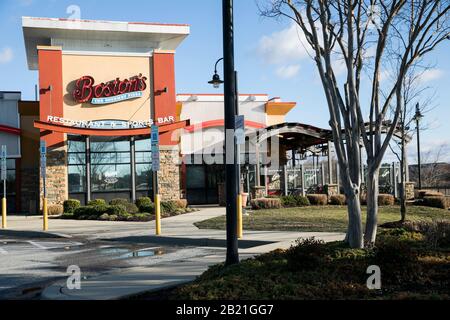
68 136 86 193
135 138 152 191
6 159 16 195
90 137 131 192
67 135 153 197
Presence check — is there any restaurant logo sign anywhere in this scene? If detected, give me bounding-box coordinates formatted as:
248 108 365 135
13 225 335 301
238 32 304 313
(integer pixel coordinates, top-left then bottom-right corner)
73 74 147 105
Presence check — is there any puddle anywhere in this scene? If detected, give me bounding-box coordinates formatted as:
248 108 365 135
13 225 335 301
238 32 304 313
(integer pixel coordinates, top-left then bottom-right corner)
98 247 164 260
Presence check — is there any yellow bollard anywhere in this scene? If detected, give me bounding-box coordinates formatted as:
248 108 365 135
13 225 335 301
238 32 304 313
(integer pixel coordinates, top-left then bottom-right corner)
2 197 6 229
237 194 243 239
155 194 161 235
43 197 48 231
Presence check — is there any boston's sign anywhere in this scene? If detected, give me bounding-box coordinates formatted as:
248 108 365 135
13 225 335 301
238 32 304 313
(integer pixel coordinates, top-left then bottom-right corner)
73 74 147 105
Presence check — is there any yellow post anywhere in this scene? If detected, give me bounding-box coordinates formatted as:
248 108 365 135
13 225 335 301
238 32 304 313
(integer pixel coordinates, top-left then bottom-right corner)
43 197 48 231
155 194 161 235
237 194 243 239
1 197 6 229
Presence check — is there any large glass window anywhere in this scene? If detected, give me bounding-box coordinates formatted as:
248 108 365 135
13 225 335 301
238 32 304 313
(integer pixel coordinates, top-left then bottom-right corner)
67 135 153 197
135 138 152 191
68 136 86 193
6 159 16 195
90 137 131 192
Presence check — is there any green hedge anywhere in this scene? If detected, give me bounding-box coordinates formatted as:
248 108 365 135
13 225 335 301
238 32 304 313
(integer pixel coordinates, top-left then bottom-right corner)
281 195 310 207
63 199 80 213
88 199 106 206
136 197 153 212
109 198 139 213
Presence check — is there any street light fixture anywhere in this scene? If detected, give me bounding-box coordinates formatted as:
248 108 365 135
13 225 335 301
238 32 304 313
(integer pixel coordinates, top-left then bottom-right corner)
413 103 423 189
206 0 239 266
208 58 224 88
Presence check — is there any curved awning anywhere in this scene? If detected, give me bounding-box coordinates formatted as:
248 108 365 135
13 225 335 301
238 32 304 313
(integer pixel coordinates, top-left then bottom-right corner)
254 122 332 149
34 119 190 137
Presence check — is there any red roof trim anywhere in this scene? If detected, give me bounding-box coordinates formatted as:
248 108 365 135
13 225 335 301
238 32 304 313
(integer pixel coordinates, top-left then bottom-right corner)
34 120 190 137
185 119 265 132
0 124 21 136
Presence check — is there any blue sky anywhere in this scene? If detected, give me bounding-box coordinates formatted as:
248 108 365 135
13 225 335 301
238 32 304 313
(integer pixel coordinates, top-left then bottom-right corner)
0 0 449 162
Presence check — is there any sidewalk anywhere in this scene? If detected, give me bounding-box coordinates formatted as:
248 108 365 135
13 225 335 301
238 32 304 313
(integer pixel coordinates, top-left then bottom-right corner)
3 207 344 300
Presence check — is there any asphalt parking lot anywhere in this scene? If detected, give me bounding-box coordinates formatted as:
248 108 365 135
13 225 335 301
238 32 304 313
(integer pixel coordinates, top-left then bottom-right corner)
0 235 210 299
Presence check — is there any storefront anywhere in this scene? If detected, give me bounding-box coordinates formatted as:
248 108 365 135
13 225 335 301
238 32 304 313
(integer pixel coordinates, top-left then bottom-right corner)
2 16 314 212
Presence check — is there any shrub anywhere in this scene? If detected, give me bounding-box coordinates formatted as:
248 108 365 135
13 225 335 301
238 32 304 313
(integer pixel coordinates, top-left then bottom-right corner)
422 196 447 209
99 213 110 221
136 197 152 212
88 199 106 206
372 239 419 284
329 195 346 205
285 237 329 270
281 195 310 207
73 205 108 219
295 195 310 207
109 198 139 213
281 195 297 207
63 199 80 213
118 212 133 221
250 198 282 210
174 199 188 209
418 190 444 199
92 204 108 215
47 205 64 216
61 212 74 219
108 214 118 221
73 206 93 219
106 204 127 216
307 194 328 205
132 213 154 222
139 203 155 214
378 194 395 206
161 201 178 214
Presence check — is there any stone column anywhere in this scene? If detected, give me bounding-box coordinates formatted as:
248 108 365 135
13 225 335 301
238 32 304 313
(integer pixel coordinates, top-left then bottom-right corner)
40 145 68 208
158 146 181 201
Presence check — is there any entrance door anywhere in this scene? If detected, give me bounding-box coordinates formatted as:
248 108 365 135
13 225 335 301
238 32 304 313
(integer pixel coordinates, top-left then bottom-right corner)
186 164 224 205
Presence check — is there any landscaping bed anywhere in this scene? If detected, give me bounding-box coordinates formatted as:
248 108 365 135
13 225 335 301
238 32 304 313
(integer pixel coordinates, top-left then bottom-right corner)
195 205 449 233
56 197 196 222
170 222 450 300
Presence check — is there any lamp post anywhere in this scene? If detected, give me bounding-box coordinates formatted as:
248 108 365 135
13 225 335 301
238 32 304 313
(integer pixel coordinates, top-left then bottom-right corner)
208 58 224 88
413 103 423 189
207 0 239 265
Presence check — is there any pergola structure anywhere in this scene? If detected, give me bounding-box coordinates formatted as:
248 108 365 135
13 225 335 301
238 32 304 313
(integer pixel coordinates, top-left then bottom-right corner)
248 121 410 198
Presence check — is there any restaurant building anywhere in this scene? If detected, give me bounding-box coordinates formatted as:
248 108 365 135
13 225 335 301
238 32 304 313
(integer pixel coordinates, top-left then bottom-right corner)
0 17 335 213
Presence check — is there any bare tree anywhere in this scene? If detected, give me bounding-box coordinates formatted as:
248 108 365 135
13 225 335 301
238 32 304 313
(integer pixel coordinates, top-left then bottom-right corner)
260 0 450 247
388 64 436 221
418 144 450 187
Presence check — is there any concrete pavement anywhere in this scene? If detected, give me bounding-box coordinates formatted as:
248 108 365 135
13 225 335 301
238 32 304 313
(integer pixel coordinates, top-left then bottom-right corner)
2 207 345 300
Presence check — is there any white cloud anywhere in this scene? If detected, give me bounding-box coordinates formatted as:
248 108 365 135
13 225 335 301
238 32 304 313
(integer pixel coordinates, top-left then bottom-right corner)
275 64 301 79
420 68 444 83
257 23 310 65
0 47 13 64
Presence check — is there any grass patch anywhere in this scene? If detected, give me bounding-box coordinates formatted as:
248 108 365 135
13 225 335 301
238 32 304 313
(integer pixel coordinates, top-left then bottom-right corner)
195 205 449 233
170 227 450 300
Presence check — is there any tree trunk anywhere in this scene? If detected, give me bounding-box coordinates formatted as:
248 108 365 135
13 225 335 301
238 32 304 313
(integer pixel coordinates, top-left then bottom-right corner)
364 168 379 246
346 188 364 248
400 135 407 221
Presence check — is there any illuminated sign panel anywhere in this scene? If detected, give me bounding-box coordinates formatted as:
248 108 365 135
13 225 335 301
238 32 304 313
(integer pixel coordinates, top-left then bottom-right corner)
72 74 147 104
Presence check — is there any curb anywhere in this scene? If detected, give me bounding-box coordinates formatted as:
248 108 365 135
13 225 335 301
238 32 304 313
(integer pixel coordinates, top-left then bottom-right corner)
0 229 71 239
